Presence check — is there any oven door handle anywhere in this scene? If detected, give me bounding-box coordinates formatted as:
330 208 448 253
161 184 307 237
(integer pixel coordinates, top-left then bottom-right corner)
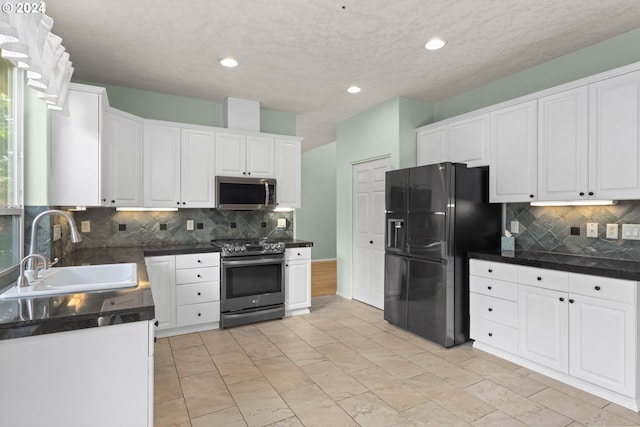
265 182 269 207
223 257 283 266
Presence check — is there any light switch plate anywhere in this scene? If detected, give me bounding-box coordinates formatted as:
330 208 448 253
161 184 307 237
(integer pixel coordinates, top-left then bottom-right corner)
622 224 640 240
277 218 287 229
510 220 520 234
186 220 194 231
53 224 61 241
606 223 619 239
586 223 598 238
81 221 90 233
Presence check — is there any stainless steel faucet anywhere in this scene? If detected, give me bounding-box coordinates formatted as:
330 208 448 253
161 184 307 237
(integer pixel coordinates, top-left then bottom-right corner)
28 209 82 271
17 254 49 289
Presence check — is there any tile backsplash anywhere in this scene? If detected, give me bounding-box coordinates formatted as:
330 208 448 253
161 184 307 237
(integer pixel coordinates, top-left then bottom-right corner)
25 207 294 257
506 201 640 261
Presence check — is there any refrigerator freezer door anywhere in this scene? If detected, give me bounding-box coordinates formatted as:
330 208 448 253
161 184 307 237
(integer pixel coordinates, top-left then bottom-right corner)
408 164 451 261
407 257 450 346
384 253 408 328
385 168 409 254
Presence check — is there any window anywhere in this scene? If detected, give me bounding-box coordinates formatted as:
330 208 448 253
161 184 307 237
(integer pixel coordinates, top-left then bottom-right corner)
0 56 23 275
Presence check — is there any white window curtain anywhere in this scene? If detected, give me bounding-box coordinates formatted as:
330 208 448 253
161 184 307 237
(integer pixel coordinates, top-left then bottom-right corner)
0 1 72 111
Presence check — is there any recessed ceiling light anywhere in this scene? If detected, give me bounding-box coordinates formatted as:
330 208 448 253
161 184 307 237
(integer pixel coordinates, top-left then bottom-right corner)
347 86 361 94
220 57 238 68
425 38 446 51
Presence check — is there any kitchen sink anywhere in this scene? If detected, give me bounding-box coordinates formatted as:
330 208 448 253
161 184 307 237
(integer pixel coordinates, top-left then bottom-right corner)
0 263 138 299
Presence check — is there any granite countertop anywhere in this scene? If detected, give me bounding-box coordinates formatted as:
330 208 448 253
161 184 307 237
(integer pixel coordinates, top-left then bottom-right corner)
0 239 314 340
469 250 640 281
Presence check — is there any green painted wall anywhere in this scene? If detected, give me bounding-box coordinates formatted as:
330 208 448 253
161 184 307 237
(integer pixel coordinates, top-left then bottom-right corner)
335 97 432 298
75 80 296 136
297 142 337 260
24 86 49 205
434 27 640 121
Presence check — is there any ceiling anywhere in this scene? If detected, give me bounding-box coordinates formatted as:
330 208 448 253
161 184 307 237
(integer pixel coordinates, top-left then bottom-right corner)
45 1 640 152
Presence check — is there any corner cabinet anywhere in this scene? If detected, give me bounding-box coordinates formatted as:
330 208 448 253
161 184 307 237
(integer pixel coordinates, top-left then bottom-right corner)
275 138 302 208
284 248 311 316
489 100 538 203
469 259 640 412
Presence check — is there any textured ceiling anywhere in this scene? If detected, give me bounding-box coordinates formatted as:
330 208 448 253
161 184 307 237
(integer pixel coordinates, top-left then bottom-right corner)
45 1 640 151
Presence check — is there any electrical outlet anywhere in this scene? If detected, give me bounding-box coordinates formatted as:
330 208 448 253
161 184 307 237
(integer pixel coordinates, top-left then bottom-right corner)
277 218 287 229
622 224 640 240
586 223 598 238
606 223 619 239
53 224 61 241
81 221 90 233
510 220 520 234
186 220 194 231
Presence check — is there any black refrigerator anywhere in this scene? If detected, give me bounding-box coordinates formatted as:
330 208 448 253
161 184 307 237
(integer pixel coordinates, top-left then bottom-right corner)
384 163 501 347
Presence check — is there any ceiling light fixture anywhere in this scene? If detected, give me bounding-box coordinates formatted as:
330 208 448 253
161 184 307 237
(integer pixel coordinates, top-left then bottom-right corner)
347 86 361 94
425 38 446 51
220 57 238 68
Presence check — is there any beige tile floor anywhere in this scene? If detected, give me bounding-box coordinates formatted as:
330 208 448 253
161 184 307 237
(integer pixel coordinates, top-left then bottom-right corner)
154 296 640 427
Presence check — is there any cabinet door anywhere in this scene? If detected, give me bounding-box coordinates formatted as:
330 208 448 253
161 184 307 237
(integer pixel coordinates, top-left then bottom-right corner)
275 139 301 208
538 87 589 201
590 70 640 199
518 284 568 373
285 260 311 312
145 256 176 331
489 100 538 202
215 132 246 176
451 115 490 167
181 128 215 207
143 124 181 207
246 135 275 177
569 294 635 396
50 89 102 206
417 127 449 166
103 111 143 207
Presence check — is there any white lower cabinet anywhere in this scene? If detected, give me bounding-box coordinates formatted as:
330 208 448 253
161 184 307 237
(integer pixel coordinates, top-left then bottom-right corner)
145 252 221 337
469 258 640 411
0 321 154 427
284 248 311 316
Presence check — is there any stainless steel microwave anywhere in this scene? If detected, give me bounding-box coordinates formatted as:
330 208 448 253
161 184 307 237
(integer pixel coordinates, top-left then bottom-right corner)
216 176 276 210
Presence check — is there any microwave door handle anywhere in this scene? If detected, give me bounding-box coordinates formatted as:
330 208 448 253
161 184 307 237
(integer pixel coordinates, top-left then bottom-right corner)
265 182 269 207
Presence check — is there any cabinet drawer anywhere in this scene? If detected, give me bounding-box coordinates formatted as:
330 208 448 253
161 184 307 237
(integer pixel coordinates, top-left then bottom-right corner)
176 282 220 306
470 316 517 354
176 301 220 327
285 247 311 261
175 253 220 269
176 267 219 285
469 275 517 301
518 266 568 292
569 273 636 303
470 292 517 327
469 259 517 282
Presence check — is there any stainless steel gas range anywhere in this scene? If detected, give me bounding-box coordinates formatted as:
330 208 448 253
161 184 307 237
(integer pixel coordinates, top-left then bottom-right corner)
211 239 286 327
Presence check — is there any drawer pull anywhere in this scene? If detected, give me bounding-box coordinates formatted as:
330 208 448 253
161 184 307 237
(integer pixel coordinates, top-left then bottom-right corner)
488 269 493 273
197 274 201 278
197 259 202 263
298 252 302 255
595 285 601 291
197 292 201 296
154 320 159 327
198 313 202 317
569 299 574 304
537 276 542 281
559 297 565 302
487 286 492 290
488 307 493 312
488 332 493 337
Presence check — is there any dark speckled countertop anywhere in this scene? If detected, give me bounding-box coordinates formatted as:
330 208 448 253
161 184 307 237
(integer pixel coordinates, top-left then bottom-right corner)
0 240 313 340
469 250 640 281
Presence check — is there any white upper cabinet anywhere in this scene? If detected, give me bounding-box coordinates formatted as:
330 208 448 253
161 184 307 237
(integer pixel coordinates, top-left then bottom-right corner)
180 128 215 207
489 100 538 203
143 124 181 208
538 87 589 201
50 85 105 206
417 127 448 166
451 115 490 167
589 70 640 200
103 109 143 207
215 132 275 178
275 138 302 208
